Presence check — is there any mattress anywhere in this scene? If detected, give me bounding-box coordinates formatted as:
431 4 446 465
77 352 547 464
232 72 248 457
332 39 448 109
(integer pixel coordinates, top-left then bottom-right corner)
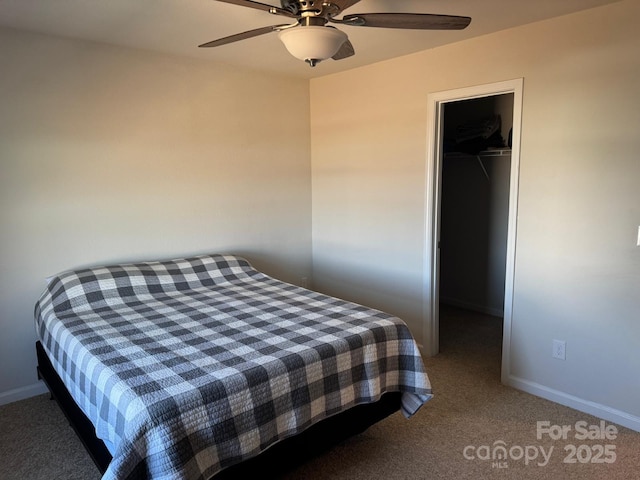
35 254 432 480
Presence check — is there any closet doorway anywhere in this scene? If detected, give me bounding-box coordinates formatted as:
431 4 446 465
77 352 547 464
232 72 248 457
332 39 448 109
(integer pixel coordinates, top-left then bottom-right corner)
423 79 523 384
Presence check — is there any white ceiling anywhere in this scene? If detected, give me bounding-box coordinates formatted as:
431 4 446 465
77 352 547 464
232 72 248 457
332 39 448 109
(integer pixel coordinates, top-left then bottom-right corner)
0 0 622 79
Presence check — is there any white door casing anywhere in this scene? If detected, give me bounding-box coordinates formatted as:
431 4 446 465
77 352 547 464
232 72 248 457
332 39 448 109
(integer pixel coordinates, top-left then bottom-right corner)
423 78 523 386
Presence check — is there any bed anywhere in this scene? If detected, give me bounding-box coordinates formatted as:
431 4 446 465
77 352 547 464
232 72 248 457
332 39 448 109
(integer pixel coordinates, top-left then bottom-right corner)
35 254 432 479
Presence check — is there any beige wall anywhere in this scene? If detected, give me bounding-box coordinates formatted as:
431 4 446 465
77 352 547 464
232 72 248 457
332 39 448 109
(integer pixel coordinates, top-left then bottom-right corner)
0 27 311 400
311 0 640 426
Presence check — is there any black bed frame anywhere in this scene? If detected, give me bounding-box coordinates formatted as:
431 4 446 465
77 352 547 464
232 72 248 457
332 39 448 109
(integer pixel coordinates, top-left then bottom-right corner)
36 341 401 478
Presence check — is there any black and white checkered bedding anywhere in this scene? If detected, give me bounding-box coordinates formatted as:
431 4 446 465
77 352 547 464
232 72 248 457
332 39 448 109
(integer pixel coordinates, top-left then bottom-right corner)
35 254 432 480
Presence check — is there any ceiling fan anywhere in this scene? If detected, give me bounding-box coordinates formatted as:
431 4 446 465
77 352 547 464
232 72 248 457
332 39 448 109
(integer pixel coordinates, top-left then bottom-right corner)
199 0 471 67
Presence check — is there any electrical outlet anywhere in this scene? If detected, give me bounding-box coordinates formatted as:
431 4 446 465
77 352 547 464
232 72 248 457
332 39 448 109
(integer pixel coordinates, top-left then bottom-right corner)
552 339 566 360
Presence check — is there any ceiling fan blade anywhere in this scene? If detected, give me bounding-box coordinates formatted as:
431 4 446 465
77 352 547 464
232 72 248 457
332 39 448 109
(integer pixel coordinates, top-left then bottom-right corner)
342 13 471 30
215 0 297 18
332 39 355 60
198 24 290 48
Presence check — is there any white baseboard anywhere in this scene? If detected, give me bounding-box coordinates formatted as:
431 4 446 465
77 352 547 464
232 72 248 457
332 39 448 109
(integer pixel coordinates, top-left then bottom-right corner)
440 297 504 318
0 381 48 407
506 375 640 433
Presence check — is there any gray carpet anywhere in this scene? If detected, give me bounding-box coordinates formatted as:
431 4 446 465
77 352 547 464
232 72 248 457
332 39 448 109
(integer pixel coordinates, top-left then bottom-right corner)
1 306 638 479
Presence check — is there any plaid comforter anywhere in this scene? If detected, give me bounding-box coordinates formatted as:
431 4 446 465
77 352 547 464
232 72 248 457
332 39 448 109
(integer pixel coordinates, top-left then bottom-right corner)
35 254 432 480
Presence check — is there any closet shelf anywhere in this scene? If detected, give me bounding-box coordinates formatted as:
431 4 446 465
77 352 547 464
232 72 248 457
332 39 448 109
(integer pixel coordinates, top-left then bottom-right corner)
444 148 512 158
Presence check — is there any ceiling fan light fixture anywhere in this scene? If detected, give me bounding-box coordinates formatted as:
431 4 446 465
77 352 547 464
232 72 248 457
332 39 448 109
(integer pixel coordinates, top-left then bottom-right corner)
278 26 347 66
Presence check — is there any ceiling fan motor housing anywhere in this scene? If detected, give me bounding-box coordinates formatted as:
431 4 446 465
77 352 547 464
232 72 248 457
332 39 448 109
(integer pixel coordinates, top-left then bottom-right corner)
282 1 341 20
282 1 321 14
